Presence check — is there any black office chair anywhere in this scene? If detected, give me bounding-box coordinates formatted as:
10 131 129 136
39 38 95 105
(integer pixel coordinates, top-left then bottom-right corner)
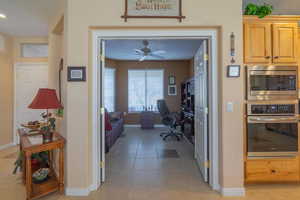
157 99 183 141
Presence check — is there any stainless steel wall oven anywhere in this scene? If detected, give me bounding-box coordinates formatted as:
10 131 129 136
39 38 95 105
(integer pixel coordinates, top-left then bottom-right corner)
247 101 299 157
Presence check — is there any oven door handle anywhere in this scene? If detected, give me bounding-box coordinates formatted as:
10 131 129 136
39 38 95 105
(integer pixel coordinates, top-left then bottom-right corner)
248 117 299 123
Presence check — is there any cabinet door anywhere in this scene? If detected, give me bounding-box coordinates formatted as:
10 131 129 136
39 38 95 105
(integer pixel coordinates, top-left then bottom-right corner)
298 28 300 88
272 23 298 64
244 23 272 64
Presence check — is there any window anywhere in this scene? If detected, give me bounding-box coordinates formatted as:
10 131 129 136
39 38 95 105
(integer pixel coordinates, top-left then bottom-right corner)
104 68 116 112
21 43 48 58
128 69 164 112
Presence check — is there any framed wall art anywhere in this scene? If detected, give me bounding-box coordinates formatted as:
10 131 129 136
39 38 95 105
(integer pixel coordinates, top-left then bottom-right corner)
168 75 176 85
67 66 86 82
227 65 240 78
122 0 185 22
168 85 177 96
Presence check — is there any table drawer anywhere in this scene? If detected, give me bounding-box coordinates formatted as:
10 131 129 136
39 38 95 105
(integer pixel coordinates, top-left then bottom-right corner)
246 158 300 182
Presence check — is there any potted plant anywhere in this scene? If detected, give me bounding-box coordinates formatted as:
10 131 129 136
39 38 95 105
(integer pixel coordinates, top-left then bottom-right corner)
28 88 62 142
40 112 56 143
244 2 273 18
13 151 50 174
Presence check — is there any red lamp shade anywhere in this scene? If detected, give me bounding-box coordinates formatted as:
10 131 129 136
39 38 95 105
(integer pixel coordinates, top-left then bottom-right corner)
28 88 62 109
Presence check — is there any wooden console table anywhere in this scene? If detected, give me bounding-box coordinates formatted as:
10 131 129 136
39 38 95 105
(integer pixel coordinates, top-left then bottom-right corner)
18 129 66 200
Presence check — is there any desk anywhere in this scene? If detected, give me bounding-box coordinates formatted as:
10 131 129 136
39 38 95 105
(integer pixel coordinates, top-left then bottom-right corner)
18 129 66 200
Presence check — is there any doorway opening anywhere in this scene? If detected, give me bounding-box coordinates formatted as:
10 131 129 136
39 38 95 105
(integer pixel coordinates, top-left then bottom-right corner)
91 28 219 193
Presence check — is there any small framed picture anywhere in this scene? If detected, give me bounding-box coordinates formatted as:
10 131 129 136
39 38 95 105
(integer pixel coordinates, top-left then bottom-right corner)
168 85 177 96
227 65 240 78
168 76 176 85
68 66 86 82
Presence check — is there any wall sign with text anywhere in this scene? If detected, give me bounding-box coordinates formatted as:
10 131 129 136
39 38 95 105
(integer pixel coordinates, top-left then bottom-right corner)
122 0 185 22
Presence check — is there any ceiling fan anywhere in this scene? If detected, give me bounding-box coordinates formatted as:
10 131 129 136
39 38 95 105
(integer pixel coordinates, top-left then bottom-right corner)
134 40 166 61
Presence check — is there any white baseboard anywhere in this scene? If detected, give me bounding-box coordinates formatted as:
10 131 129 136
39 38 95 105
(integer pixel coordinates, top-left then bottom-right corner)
154 124 165 128
89 183 99 191
124 124 165 128
124 124 140 128
212 183 221 192
221 187 245 197
0 143 15 151
65 187 91 196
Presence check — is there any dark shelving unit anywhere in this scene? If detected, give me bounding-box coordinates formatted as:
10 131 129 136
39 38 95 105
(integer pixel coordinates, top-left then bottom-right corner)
181 78 195 144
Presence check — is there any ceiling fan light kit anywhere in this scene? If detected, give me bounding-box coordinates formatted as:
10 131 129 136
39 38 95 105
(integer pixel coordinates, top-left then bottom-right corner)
134 40 166 61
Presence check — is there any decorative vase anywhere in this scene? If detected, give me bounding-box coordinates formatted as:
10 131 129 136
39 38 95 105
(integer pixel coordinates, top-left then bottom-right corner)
42 131 53 143
31 158 39 169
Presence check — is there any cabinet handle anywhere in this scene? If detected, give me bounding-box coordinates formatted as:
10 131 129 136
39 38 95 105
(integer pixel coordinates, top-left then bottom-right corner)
274 56 279 59
271 169 276 173
265 56 271 59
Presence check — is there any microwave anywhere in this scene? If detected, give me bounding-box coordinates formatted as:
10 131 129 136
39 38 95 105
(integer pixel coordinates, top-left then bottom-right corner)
247 65 298 100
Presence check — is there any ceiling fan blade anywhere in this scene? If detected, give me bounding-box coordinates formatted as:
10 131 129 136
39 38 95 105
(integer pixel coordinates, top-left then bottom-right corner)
149 53 165 60
134 49 143 54
139 56 147 62
151 50 166 54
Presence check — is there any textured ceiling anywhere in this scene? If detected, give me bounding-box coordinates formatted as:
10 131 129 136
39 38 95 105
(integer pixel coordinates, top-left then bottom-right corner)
105 39 203 61
0 0 63 36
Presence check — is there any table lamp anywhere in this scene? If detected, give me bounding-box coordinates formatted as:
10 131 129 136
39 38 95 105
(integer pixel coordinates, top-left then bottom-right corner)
28 88 62 142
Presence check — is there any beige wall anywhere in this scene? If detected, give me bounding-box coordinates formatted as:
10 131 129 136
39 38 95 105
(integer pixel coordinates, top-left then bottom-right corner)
0 35 50 147
106 58 117 69
48 34 63 91
0 33 14 147
48 18 65 136
62 0 244 190
110 60 191 124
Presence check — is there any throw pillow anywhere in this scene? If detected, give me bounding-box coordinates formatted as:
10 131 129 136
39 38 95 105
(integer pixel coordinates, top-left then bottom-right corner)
105 111 112 131
109 112 121 121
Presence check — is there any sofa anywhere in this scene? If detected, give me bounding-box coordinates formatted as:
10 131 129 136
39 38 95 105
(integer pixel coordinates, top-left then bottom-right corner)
105 111 124 153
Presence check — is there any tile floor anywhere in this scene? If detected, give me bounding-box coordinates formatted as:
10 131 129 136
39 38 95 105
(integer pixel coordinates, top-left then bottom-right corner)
1 127 300 200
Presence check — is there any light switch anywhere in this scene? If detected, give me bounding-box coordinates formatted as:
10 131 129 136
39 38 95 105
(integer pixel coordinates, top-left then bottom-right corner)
226 102 234 112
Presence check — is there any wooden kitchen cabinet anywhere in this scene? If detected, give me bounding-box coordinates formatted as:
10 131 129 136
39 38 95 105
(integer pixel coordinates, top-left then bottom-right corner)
244 23 272 64
243 16 300 185
246 157 300 183
244 16 299 64
298 28 300 87
272 23 298 64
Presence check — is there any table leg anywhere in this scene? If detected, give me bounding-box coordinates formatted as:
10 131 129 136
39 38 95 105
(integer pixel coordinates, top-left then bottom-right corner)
25 153 32 200
22 151 26 184
59 147 64 193
49 150 53 168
